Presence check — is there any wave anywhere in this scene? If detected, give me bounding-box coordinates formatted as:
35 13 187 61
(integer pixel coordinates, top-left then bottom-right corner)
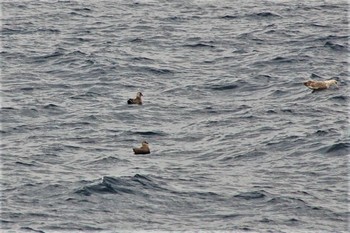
130 38 144 43
36 28 61 34
15 161 36 167
313 128 336 137
19 87 35 91
42 104 66 115
68 50 88 56
318 4 344 10
267 195 345 221
1 107 16 111
72 7 92 12
309 23 329 28
324 142 350 156
43 104 60 109
44 223 104 231
311 35 349 43
252 55 307 67
130 56 154 62
256 12 281 17
220 15 238 19
75 174 223 204
269 89 289 97
309 73 323 79
162 16 186 21
75 174 167 196
184 43 215 48
132 66 175 75
271 56 303 63
69 11 93 18
130 130 167 136
0 27 32 35
330 95 349 102
233 190 268 200
267 196 307 205
208 83 238 91
33 51 65 61
247 12 281 18
70 91 101 100
205 79 249 91
324 41 348 51
19 227 45 233
86 156 126 165
233 150 267 161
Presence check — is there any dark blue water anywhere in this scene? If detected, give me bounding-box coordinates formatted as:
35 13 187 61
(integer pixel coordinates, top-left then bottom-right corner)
1 0 349 232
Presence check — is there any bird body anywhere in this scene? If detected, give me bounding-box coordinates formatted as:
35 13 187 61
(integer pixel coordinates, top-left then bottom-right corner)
303 80 338 90
133 141 150 154
127 92 143 105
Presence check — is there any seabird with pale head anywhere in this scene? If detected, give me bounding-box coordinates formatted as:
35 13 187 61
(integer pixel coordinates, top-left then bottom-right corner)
133 141 150 154
303 80 338 91
127 92 143 105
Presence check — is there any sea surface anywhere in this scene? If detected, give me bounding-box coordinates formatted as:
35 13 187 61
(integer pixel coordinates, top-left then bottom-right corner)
1 0 349 232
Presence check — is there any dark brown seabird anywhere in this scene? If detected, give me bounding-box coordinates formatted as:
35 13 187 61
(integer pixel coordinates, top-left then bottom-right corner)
127 92 143 105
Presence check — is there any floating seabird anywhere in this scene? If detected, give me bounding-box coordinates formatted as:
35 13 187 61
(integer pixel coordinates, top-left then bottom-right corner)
303 80 338 91
127 92 143 105
133 141 150 154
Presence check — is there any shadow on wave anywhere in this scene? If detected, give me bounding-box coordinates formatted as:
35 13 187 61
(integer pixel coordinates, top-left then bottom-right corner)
205 79 248 91
84 156 127 165
131 65 175 75
183 43 215 48
321 142 350 156
130 130 168 137
219 149 266 163
222 11 281 20
324 41 348 52
75 174 223 201
252 55 311 67
248 12 281 18
233 190 269 200
75 174 168 196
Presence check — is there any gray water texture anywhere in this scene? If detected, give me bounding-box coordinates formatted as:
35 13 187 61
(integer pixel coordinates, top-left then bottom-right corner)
1 0 349 232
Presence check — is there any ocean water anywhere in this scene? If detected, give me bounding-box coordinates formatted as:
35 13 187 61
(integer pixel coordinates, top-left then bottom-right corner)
1 0 349 232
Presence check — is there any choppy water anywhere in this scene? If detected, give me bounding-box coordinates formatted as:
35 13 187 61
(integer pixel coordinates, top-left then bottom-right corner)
1 0 349 232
